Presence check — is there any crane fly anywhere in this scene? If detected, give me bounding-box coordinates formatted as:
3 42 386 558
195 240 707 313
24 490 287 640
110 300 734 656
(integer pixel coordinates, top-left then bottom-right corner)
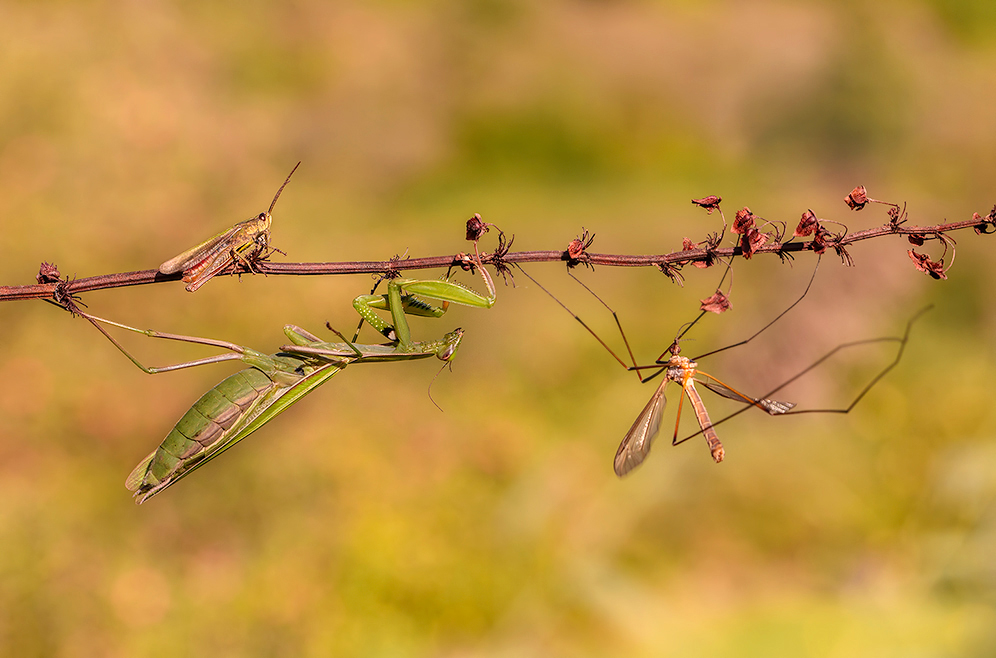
519 259 923 476
614 351 795 476
159 162 300 292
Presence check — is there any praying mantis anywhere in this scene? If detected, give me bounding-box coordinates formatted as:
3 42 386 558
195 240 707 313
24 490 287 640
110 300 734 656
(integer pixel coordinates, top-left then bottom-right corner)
159 163 300 292
78 250 496 503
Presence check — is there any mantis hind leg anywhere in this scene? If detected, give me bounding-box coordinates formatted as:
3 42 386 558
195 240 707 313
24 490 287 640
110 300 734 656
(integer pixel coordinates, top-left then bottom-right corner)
68 309 262 374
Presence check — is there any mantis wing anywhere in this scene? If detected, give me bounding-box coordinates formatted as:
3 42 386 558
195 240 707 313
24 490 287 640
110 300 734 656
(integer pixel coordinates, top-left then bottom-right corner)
127 359 342 503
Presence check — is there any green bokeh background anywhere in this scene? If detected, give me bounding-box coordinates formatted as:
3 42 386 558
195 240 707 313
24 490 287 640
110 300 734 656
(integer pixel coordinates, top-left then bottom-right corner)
2 1 996 656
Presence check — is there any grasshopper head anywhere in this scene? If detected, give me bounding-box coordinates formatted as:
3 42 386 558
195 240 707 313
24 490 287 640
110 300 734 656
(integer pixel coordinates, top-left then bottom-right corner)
435 328 464 362
253 219 270 248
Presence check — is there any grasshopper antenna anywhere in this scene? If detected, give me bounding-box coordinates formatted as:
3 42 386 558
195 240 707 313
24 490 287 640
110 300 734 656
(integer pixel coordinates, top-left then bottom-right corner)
268 161 301 214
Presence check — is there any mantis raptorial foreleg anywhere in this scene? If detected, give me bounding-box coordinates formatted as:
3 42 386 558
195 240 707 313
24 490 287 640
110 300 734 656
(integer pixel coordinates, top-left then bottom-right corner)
350 246 497 348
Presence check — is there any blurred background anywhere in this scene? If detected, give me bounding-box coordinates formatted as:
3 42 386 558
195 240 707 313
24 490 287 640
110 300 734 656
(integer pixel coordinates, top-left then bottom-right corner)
2 1 995 656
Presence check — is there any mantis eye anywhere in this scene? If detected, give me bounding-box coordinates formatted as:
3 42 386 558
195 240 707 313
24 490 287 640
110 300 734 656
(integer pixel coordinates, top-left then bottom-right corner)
437 329 463 361
437 344 456 361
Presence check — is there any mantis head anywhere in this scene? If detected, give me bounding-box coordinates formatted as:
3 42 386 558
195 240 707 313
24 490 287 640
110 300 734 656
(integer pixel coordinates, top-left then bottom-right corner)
435 328 464 362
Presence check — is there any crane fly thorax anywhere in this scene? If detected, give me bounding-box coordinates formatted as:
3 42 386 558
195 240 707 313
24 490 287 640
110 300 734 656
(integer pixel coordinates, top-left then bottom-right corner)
664 355 697 382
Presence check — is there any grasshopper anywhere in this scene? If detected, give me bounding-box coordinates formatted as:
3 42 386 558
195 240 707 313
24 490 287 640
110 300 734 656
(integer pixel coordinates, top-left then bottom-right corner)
159 163 299 292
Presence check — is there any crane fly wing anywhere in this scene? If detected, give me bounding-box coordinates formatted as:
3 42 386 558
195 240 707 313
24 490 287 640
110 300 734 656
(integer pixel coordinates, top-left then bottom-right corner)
697 377 795 415
614 380 669 477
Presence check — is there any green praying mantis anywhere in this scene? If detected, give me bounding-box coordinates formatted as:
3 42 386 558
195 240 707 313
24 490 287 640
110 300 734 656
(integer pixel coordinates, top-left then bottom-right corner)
159 163 300 292
79 249 496 503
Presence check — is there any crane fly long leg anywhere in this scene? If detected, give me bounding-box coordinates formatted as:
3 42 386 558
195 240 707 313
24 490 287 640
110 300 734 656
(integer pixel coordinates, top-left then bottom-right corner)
690 257 820 361
695 372 796 415
669 259 734 348
567 271 642 381
672 306 930 448
514 265 651 381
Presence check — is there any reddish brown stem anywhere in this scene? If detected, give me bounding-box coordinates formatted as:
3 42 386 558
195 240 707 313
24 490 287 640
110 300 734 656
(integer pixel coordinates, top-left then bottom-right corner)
1 214 992 302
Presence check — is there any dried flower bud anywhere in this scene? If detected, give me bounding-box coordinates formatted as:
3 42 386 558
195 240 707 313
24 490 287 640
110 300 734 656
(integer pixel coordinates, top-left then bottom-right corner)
691 196 722 213
971 211 996 235
749 229 769 252
811 228 830 254
908 250 947 280
452 252 475 272
907 233 925 246
37 262 61 284
732 207 755 234
565 229 595 269
679 238 710 268
466 213 488 241
700 290 731 314
739 226 769 259
844 186 868 210
794 210 819 238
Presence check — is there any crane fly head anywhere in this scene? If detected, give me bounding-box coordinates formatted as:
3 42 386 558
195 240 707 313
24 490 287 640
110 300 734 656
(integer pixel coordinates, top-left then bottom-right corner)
660 335 694 360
